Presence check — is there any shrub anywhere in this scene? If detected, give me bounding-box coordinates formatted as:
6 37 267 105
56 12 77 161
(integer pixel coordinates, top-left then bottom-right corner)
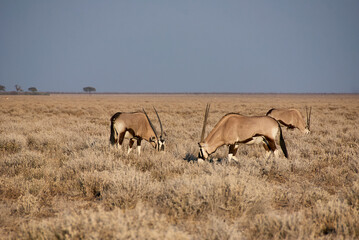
0 133 26 154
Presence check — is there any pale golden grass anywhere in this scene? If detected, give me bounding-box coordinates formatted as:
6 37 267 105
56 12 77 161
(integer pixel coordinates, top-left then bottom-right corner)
0 93 358 239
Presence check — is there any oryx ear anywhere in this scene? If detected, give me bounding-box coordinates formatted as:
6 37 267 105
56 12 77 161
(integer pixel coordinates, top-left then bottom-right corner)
150 136 156 142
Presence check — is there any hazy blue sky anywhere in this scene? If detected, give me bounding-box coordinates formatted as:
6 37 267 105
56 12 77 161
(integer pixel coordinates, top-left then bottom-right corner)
1 1 358 93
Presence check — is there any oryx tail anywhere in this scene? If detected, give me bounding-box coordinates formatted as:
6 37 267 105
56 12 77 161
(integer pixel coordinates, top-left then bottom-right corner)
110 112 122 145
278 122 288 158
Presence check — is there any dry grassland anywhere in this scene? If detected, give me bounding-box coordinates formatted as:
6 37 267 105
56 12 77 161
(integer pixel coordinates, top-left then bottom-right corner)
0 93 358 239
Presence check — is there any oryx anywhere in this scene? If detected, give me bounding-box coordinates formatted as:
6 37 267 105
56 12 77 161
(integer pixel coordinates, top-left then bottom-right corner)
110 108 165 155
266 107 311 134
198 104 288 163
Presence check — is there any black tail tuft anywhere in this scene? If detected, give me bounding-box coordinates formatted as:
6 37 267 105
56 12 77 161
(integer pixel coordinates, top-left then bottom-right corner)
110 112 121 145
278 122 288 158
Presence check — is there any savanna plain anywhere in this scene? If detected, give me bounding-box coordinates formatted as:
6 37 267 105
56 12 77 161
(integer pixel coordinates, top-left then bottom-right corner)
0 94 358 240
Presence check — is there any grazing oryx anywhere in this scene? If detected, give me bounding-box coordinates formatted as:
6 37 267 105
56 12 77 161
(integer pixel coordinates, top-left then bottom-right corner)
266 107 311 134
198 104 288 163
110 108 165 155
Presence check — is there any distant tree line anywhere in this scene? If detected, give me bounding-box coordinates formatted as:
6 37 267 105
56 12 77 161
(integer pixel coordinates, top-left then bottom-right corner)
0 84 97 94
28 87 38 92
0 84 38 92
0 84 45 95
83 86 96 94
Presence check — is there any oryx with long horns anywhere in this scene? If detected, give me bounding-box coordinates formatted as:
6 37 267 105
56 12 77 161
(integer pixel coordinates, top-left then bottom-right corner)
110 108 165 155
266 107 312 134
198 104 288 163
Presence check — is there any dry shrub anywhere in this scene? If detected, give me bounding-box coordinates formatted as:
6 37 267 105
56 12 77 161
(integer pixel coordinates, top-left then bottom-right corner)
247 211 312 240
27 133 60 153
0 151 45 177
345 180 359 209
120 152 187 181
155 176 220 221
0 133 26 154
59 129 91 153
17 204 190 240
13 193 40 216
0 201 13 235
299 187 331 210
310 199 359 238
63 148 115 173
192 216 245 240
78 166 157 210
154 168 271 222
0 177 23 200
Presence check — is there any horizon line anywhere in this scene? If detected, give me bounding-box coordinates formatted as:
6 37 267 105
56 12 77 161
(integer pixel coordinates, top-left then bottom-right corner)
1 91 358 95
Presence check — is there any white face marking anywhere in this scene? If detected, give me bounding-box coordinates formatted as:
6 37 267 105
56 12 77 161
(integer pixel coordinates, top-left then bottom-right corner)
198 144 209 161
201 147 209 159
158 140 165 151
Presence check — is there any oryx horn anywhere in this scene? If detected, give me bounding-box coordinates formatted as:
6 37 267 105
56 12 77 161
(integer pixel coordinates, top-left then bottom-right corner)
200 104 210 142
306 106 312 130
153 107 164 140
143 108 158 140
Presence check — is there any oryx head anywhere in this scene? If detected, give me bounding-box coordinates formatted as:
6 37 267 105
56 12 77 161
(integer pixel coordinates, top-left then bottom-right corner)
143 108 165 151
305 107 312 134
198 104 210 162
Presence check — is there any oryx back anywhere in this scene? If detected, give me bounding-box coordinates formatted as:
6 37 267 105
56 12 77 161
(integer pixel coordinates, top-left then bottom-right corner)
266 108 307 133
205 114 279 145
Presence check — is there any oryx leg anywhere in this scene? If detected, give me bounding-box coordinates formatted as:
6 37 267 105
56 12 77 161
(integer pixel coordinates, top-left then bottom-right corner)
262 137 278 159
117 132 126 150
112 129 119 147
136 139 142 155
127 138 135 155
262 144 271 159
268 139 279 158
228 144 239 163
262 136 270 159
